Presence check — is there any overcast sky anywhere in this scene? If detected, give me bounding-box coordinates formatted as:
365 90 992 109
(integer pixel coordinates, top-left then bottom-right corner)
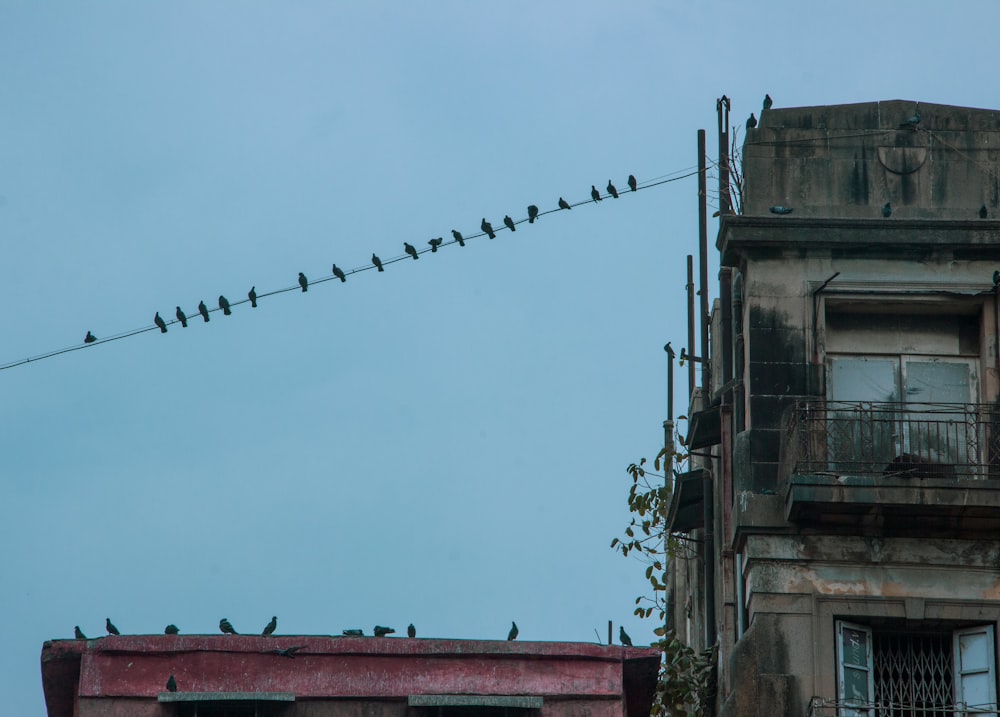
2 2 999 712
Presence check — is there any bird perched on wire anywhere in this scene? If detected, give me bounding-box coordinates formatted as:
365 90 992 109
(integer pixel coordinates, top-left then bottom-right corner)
262 616 277 636
84 331 97 344
558 197 571 210
74 626 87 640
198 301 210 322
428 238 443 252
332 264 347 282
272 645 305 658
527 205 539 223
481 218 496 239
628 175 637 192
407 623 416 638
607 180 619 199
452 230 465 247
154 312 167 334
374 625 395 637
503 215 516 232
372 254 384 272
769 205 793 215
591 185 602 202
248 287 257 307
619 626 633 647
175 307 188 327
404 242 419 259
763 94 773 111
219 296 231 316
746 113 757 130
980 204 988 219
164 624 179 635
106 618 120 636
882 202 892 218
298 272 308 292
166 675 177 693
219 618 238 635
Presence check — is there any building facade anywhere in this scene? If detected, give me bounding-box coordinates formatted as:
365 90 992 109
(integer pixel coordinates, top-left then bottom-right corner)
670 100 1000 717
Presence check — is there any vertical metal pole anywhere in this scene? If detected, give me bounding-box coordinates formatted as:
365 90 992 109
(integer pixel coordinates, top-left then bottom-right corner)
699 129 711 393
686 255 696 400
717 96 731 215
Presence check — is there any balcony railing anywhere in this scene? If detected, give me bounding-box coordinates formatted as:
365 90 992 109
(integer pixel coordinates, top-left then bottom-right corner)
808 697 998 717
782 401 1000 480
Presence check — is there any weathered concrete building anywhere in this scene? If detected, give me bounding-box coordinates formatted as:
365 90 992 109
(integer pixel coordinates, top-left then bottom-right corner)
670 100 1000 717
40 634 660 717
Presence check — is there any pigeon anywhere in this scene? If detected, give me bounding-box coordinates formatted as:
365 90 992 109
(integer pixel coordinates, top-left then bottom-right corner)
428 238 443 252
769 205 793 215
176 307 188 327
404 242 419 259
507 621 518 641
607 180 619 199
407 623 416 638
763 94 773 111
901 112 921 129
503 215 516 232
154 312 167 333
342 629 364 636
994 270 1000 286
591 185 602 202
372 254 384 272
746 113 757 130
882 202 892 218
164 624 179 635
166 675 177 693
619 626 633 647
558 197 571 210
198 301 210 322
481 218 496 239
272 645 305 658
980 204 988 219
374 625 395 637
248 287 257 308
219 618 238 635
332 264 346 282
106 618 120 636
527 205 539 223
84 331 97 344
628 175 637 192
74 626 87 640
298 272 308 292
262 616 277 636
219 295 231 316
452 230 465 247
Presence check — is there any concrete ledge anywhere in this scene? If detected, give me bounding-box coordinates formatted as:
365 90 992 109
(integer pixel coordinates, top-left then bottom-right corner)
159 691 295 702
409 695 544 708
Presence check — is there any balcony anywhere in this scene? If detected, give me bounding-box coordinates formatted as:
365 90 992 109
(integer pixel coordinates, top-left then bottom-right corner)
808 697 998 717
779 401 1000 534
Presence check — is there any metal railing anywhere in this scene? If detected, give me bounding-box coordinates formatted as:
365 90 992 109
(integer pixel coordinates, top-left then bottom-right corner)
809 697 998 717
782 401 1000 480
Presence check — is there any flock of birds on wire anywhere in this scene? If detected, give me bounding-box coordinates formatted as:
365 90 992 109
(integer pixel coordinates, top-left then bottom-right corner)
79 175 642 347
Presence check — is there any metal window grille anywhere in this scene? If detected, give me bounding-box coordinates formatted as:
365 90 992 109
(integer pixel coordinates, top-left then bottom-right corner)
872 633 953 717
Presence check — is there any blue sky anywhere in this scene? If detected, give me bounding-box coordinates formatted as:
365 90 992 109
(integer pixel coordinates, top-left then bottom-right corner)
2 2 999 712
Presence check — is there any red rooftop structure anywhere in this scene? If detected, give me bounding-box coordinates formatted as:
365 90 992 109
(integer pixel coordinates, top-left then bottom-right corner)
41 635 661 717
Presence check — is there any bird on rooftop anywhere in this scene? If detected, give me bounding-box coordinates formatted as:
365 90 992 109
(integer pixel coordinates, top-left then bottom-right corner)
332 264 346 282
106 618 120 636
219 618 238 635
74 626 87 640
248 287 257 307
298 272 308 292
404 242 419 259
607 180 619 199
901 111 921 129
882 202 892 218
591 185 602 202
481 218 496 239
452 230 465 247
763 94 773 111
342 629 364 636
219 296 231 316
272 645 305 658
527 205 539 223
428 238 443 252
980 204 989 219
374 625 395 637
769 205 793 215
558 197 571 210
619 626 633 647
407 624 416 638
628 175 637 192
154 312 167 334
164 624 179 635
746 113 757 130
166 675 177 693
372 254 384 272
176 307 187 327
507 621 519 641
84 331 97 344
262 616 277 636
503 215 516 232
198 301 210 322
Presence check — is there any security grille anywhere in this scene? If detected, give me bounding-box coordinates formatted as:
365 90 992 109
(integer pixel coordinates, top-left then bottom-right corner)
873 633 953 717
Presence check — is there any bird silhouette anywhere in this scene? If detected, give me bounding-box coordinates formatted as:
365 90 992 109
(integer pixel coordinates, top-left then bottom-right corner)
428 238 443 252
298 272 308 292
607 180 619 199
342 629 364 636
882 202 892 218
176 307 188 327
219 296 231 315
84 331 97 344
503 215 516 232
619 626 633 647
980 204 988 219
332 264 347 282
769 206 793 215
198 301 210 322
527 205 539 223
481 218 496 239
372 254 384 272
248 287 258 308
558 197 571 210
166 675 177 693
106 618 120 636
628 175 637 192
507 621 518 641
154 312 167 333
374 625 395 637
74 626 87 640
407 623 416 638
164 624 179 635
272 645 305 658
763 94 773 111
452 230 465 247
591 185 602 202
404 242 419 259
262 616 277 636
746 113 757 130
993 270 1000 286
901 112 921 129
219 618 237 635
